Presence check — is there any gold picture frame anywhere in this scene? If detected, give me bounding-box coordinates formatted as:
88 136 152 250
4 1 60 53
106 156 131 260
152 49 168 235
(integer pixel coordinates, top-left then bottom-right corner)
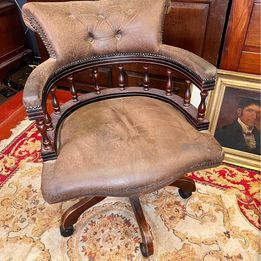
207 70 260 171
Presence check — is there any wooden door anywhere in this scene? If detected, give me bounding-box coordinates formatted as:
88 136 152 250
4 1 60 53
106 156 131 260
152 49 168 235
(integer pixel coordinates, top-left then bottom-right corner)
163 0 229 66
220 0 261 74
0 1 31 81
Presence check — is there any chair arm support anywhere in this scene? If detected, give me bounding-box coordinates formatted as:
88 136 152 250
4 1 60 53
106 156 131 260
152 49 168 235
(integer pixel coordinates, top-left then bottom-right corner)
159 44 217 88
23 58 59 112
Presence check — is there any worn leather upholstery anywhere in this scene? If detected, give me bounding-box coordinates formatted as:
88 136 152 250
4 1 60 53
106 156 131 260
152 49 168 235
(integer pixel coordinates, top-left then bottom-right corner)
21 0 216 108
42 97 223 203
23 0 168 61
22 0 224 207
159 45 216 80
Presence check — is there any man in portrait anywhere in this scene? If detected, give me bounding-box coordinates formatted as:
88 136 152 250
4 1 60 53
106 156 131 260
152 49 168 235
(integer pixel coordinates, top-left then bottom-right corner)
215 97 260 155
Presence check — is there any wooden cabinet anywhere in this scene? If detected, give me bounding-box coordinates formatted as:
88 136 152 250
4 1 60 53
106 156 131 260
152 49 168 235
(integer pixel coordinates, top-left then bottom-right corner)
220 0 261 74
163 0 229 66
0 0 31 81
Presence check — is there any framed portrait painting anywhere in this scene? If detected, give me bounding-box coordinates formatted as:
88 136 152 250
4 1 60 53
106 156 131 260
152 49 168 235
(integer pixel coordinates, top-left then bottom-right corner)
207 70 260 171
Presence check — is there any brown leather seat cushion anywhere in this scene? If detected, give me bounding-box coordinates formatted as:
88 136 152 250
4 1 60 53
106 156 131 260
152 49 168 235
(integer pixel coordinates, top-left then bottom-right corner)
42 97 223 203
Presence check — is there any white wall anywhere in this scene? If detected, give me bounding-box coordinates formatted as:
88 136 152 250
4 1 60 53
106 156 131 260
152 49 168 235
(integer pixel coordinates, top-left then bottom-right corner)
190 84 201 108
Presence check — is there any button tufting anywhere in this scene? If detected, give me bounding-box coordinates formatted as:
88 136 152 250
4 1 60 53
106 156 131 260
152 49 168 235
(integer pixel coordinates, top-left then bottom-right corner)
88 32 94 42
126 8 135 16
97 14 105 19
115 30 122 40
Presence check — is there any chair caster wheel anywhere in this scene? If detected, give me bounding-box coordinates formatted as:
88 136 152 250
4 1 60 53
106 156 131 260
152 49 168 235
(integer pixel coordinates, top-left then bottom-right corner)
60 225 74 237
140 243 150 257
178 188 192 199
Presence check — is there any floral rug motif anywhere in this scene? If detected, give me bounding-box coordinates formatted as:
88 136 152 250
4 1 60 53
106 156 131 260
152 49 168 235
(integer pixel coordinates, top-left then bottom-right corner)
0 121 41 186
0 120 260 260
187 166 260 230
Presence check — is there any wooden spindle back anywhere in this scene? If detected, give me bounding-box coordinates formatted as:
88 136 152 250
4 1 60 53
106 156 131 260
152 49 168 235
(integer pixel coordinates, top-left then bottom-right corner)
68 75 78 102
118 64 126 90
142 64 150 91
92 68 100 94
29 53 215 161
166 69 173 96
184 80 191 107
197 90 208 121
36 119 52 150
50 87 61 114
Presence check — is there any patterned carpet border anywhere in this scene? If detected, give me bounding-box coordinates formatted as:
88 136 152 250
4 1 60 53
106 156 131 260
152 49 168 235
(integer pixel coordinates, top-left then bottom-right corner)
0 121 41 187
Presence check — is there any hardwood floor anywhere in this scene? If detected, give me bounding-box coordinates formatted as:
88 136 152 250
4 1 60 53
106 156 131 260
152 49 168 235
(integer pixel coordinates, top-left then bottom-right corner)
0 91 26 140
0 90 72 140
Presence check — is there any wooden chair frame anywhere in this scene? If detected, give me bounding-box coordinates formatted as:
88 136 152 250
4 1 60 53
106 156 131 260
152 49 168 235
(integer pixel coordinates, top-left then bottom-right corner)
26 53 214 257
26 53 215 160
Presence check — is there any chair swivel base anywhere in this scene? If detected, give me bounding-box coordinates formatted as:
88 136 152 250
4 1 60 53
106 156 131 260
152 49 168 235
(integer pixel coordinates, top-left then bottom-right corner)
170 177 196 199
60 196 105 237
60 225 74 237
178 188 192 199
130 196 154 257
59 195 154 257
58 177 196 257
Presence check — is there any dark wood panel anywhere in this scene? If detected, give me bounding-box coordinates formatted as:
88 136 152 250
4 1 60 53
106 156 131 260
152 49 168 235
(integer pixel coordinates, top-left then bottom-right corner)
163 2 209 56
201 0 230 64
163 0 229 66
244 3 261 49
220 0 254 71
238 51 261 74
0 3 25 61
220 0 261 74
0 1 31 81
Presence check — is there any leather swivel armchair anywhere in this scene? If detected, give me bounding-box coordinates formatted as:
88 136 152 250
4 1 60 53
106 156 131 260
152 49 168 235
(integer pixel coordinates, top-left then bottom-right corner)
22 0 223 257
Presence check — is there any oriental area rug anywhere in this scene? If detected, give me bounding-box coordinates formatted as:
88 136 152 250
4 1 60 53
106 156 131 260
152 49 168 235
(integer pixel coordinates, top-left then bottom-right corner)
0 119 260 261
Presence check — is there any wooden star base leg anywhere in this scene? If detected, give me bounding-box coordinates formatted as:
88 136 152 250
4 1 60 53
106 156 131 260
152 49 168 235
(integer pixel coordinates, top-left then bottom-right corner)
60 196 106 237
170 177 196 199
129 196 154 257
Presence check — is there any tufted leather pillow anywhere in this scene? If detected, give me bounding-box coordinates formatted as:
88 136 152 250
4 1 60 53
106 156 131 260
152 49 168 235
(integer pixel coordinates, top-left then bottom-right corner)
22 0 169 65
